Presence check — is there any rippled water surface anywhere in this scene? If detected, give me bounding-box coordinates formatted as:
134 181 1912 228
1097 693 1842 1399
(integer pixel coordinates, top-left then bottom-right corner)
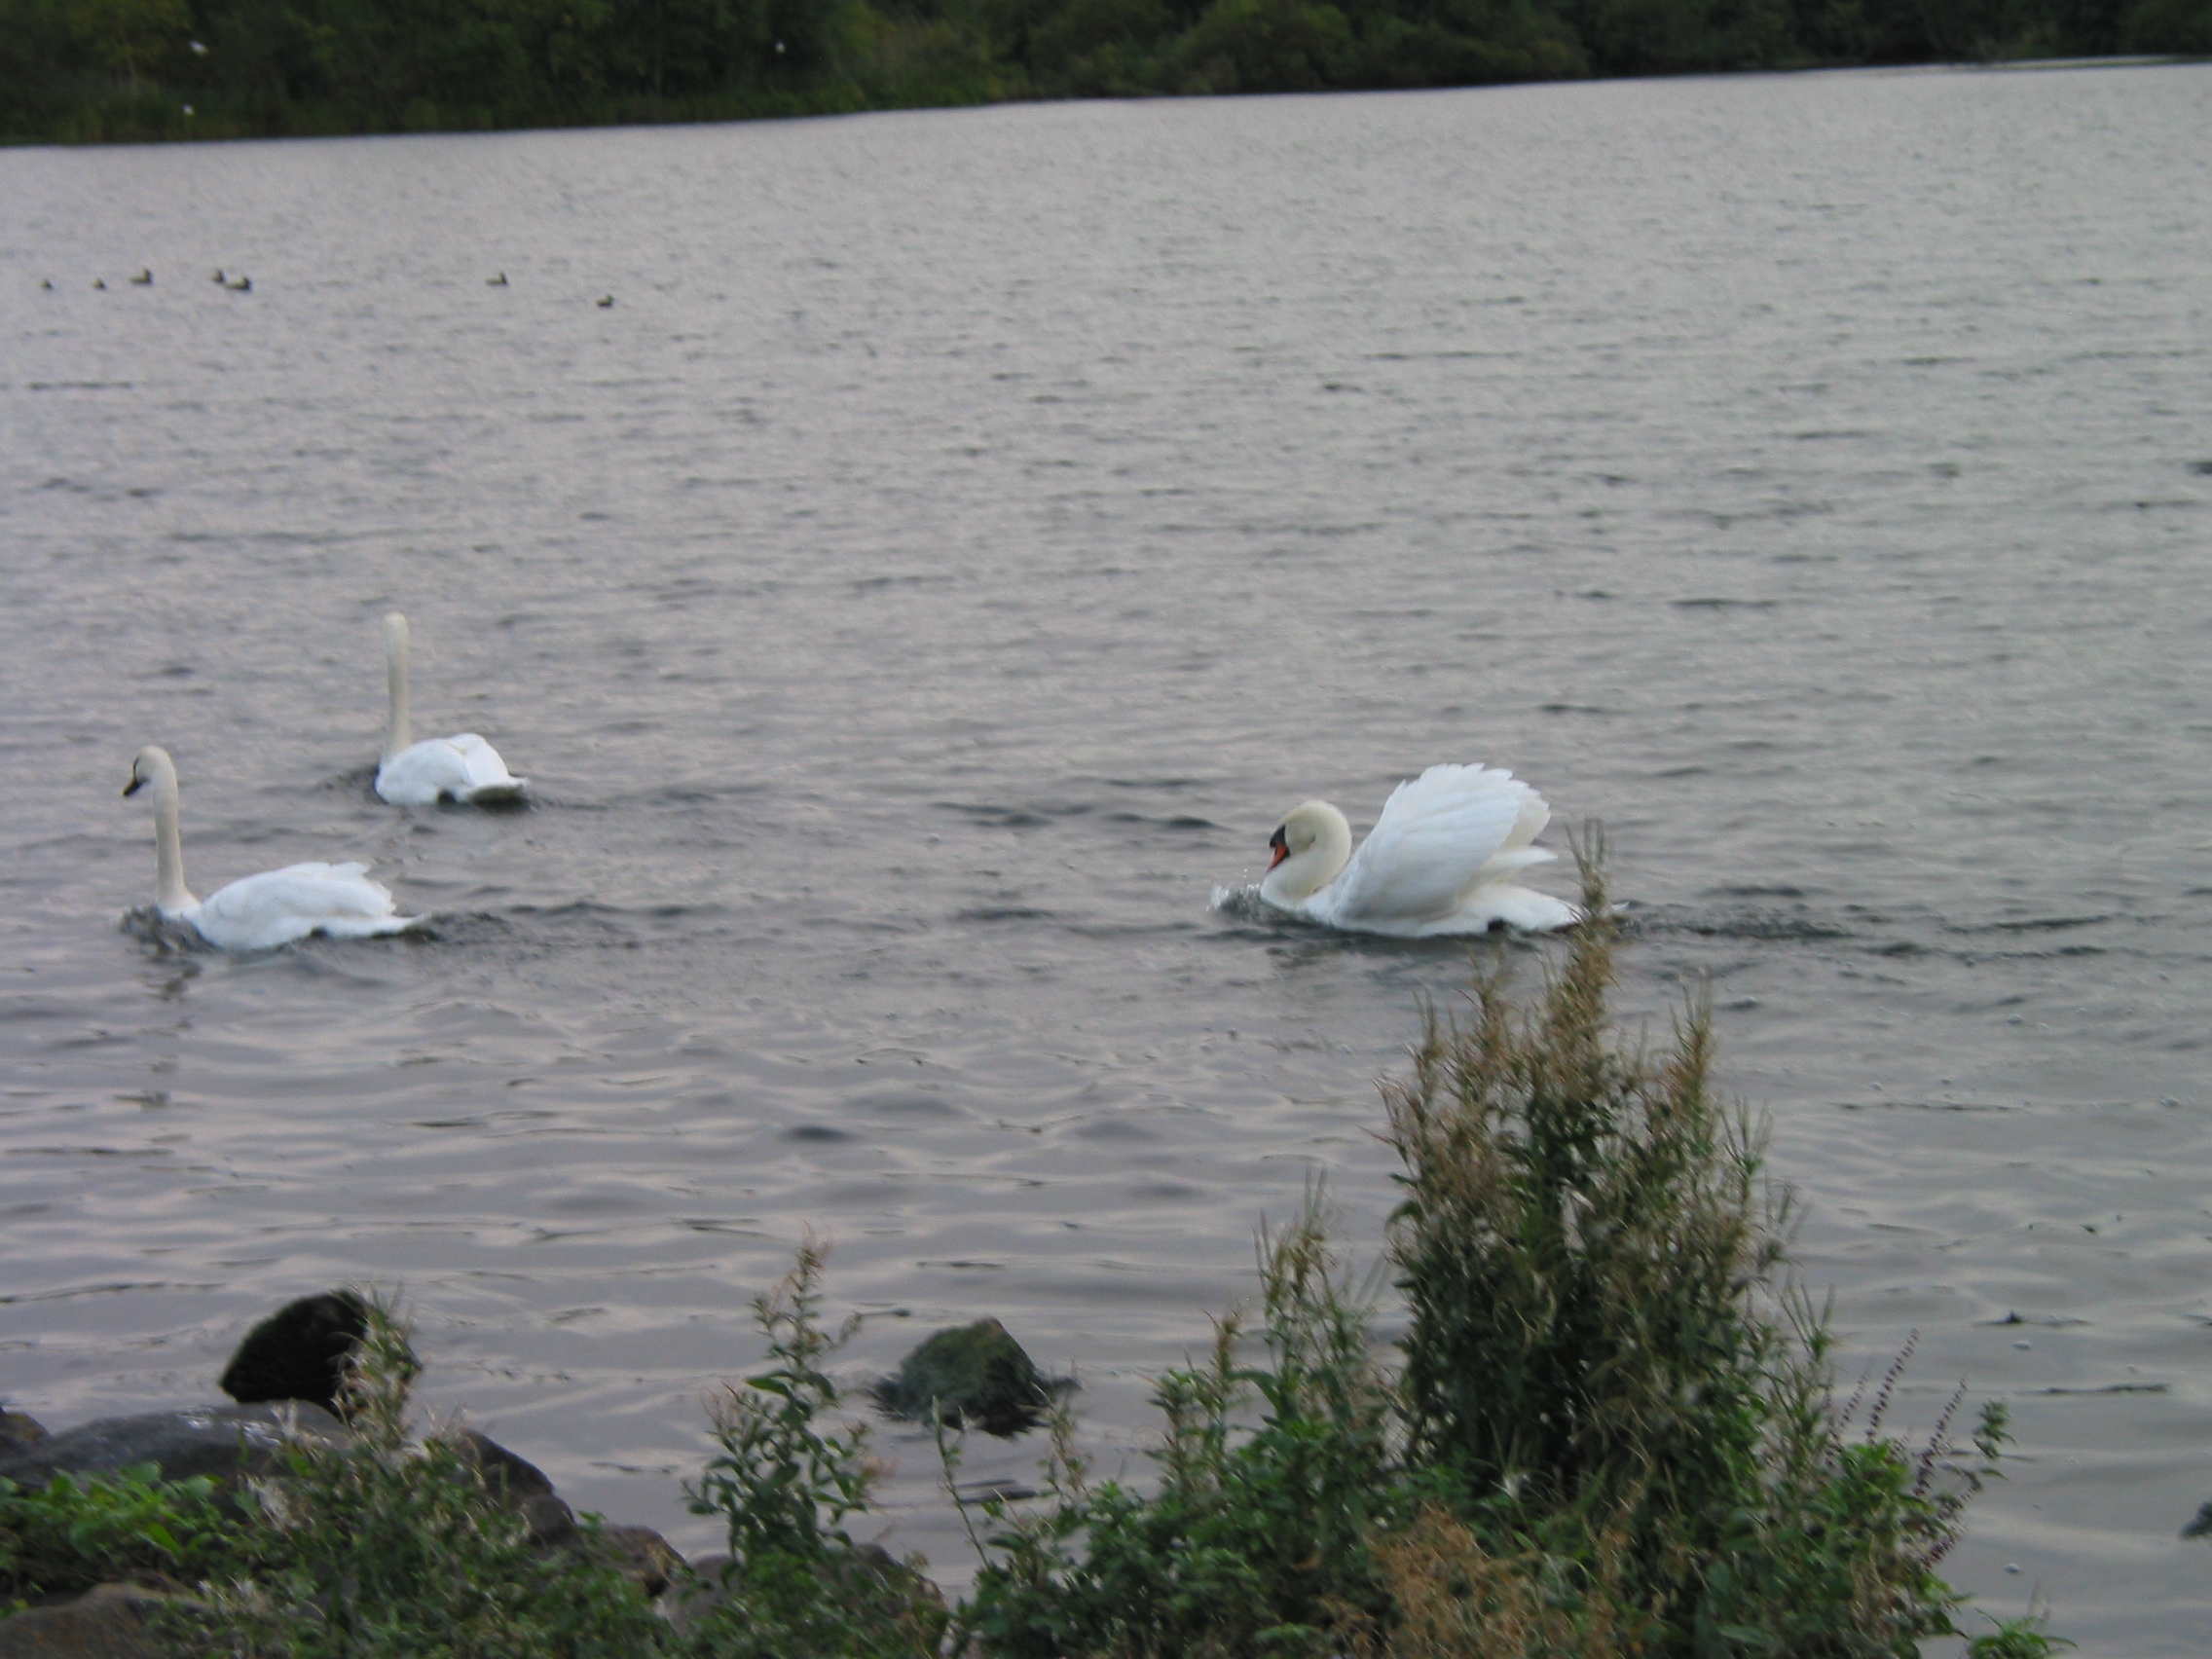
6 62 2212 1649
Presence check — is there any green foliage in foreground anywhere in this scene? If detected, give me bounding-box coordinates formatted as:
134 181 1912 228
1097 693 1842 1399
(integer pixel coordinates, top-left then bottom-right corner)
0 841 2073 1658
0 1304 664 1655
955 838 2066 1659
680 1241 949 1659
177 1308 665 1657
4 0 2208 145
0 1462 236 1611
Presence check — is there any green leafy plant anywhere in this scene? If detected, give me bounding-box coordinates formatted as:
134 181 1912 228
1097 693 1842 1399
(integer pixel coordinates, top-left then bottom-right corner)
176 1296 664 1659
682 1238 947 1659
0 1460 239 1610
955 835 2058 1659
959 1201 1400 1659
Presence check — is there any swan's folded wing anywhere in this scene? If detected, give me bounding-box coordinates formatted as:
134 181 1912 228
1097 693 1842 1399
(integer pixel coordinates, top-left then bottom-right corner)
378 740 472 804
444 734 522 800
1325 765 1534 926
445 733 513 787
186 862 422 949
199 863 401 941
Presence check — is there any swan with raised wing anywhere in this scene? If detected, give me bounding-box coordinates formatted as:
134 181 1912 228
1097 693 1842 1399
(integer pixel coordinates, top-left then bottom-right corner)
1252 763 1577 936
374 611 527 806
126 746 424 950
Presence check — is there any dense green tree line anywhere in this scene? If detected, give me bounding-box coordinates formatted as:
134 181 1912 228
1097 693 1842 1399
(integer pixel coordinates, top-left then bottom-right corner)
1 0 2206 142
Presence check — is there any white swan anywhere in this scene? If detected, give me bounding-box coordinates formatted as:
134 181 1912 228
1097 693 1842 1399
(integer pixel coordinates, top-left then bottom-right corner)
1254 763 1578 936
125 747 424 950
374 612 527 806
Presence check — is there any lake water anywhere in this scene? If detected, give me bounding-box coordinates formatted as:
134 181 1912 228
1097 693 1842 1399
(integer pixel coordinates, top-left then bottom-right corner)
5 60 2212 1650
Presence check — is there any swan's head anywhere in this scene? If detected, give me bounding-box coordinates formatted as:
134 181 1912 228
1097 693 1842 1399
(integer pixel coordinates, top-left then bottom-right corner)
125 745 177 798
126 745 196 915
1260 800 1354 906
383 611 410 652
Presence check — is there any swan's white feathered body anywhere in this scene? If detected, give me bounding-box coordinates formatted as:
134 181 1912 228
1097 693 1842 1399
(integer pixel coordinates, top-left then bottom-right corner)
127 746 424 950
190 861 422 950
374 612 526 806
376 731 523 807
1256 763 1577 936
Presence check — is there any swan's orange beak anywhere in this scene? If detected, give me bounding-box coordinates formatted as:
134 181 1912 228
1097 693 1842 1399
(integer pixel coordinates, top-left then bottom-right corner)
1267 827 1289 870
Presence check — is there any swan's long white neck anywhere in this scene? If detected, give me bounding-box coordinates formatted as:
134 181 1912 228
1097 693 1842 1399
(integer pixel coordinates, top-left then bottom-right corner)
383 612 413 762
1260 800 1353 906
133 747 198 915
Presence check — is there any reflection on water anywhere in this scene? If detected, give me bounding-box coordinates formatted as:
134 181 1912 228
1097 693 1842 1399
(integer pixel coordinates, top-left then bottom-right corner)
4 61 2212 1649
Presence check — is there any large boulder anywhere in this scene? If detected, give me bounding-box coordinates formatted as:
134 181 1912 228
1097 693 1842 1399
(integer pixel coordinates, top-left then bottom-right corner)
218 1291 382 1415
0 1582 174 1659
447 1428 575 1544
0 1402 347 1493
444 1428 678 1594
666 1545 941 1639
590 1526 683 1601
872 1317 1053 1436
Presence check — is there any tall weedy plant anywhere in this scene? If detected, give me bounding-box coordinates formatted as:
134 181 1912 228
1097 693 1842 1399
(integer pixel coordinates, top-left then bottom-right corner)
1384 830 1783 1570
683 1240 948 1659
1377 833 2042 1656
958 836 2056 1655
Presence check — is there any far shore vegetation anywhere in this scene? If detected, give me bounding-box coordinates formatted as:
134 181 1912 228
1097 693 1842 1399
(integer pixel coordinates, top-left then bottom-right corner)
2 843 2076 1655
3 0 2209 147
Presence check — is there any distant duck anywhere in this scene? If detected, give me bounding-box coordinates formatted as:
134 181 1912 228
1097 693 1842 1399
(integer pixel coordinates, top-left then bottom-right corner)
1241 763 1578 937
211 269 226 283
130 269 153 284
373 612 527 807
227 276 251 291
596 294 613 308
39 278 51 290
125 746 424 950
488 273 508 286
92 278 106 290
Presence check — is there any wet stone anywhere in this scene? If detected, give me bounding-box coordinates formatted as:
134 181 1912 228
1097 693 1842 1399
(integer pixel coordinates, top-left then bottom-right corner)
872 1317 1053 1437
218 1291 379 1415
0 1403 348 1493
0 1582 176 1659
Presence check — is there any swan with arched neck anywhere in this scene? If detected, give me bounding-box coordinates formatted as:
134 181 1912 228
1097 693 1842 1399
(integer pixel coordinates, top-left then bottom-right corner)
1249 763 1577 936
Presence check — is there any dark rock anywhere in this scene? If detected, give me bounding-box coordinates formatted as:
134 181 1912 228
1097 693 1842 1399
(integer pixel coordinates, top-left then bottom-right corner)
589 1525 682 1600
665 1545 940 1638
441 1430 678 1583
662 1555 734 1639
830 1541 945 1613
445 1429 575 1543
0 1402 348 1493
0 1582 171 1658
219 1291 378 1415
0 1412 47 1450
447 1429 556 1501
873 1317 1052 1436
517 1491 576 1545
